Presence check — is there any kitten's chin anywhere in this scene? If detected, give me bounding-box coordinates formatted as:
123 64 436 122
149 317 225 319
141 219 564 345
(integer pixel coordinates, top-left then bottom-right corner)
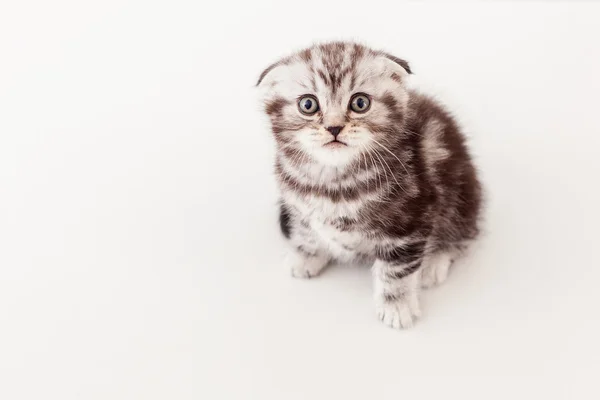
309 145 358 168
323 141 347 148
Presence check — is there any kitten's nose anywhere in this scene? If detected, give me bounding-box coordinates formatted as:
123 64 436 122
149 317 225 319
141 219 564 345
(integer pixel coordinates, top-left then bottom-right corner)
326 126 344 139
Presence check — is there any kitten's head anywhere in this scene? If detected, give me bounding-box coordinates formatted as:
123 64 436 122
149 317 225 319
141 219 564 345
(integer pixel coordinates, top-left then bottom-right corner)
257 42 412 168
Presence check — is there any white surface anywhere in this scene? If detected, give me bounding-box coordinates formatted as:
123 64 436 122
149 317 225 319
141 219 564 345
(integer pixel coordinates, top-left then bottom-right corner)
1 1 600 399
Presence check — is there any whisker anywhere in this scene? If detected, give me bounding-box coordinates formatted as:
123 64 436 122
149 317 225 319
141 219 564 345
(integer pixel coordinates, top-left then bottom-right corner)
359 145 370 193
370 137 411 177
371 147 394 197
372 147 406 195
365 146 384 196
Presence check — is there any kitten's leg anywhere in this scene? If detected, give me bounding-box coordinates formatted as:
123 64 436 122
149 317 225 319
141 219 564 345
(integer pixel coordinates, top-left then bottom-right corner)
284 247 329 279
280 205 329 278
420 251 453 289
373 243 424 329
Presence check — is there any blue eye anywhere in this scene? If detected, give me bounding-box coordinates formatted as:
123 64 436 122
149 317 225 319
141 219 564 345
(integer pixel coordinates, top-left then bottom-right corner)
298 95 319 115
350 93 371 113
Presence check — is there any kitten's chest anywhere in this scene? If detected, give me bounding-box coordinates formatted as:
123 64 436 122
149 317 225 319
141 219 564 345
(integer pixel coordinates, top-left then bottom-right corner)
282 190 366 220
307 210 374 259
282 189 375 258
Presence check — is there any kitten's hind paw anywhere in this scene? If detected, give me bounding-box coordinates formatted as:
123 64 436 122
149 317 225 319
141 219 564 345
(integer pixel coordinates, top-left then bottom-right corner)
421 252 453 289
284 250 329 279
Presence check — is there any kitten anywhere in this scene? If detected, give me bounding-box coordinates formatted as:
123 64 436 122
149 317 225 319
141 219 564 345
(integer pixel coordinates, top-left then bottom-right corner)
257 42 482 329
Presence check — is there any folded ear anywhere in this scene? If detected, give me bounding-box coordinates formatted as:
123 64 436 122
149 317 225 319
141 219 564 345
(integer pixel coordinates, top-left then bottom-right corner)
381 52 412 75
256 61 281 87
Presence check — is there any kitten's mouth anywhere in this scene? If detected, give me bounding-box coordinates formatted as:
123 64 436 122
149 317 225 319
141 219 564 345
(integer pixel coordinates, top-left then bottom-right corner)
324 140 347 148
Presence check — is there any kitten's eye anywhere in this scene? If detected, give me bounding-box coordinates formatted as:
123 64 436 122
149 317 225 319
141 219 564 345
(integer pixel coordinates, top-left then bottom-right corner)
349 93 371 113
298 95 319 115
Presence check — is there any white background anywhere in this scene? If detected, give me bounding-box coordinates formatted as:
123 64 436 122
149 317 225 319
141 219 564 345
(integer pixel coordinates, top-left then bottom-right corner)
1 1 599 399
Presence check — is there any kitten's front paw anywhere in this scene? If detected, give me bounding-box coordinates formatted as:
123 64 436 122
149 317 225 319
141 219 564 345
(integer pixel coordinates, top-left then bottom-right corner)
284 250 328 279
421 252 453 289
375 295 421 329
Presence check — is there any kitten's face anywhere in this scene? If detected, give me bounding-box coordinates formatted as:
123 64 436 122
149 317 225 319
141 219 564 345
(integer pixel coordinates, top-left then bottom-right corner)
258 43 411 168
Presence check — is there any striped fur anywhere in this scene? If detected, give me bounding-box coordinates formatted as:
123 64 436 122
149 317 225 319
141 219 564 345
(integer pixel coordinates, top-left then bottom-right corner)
258 42 482 329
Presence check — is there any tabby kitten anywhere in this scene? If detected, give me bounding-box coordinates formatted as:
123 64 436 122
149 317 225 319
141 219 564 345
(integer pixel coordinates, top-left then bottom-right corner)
257 42 481 329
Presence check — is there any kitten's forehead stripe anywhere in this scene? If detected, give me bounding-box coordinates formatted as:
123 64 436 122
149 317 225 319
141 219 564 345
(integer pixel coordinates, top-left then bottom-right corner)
257 41 412 88
351 43 365 64
317 70 329 86
309 73 317 92
349 72 357 92
298 48 312 63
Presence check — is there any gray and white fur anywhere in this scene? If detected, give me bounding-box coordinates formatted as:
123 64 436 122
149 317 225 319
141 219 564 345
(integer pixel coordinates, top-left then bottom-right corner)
257 42 482 329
